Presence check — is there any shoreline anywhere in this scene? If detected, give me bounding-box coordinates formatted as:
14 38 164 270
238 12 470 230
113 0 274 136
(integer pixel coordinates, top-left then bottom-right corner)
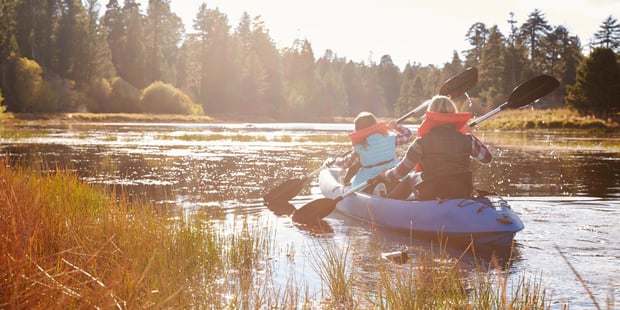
3 111 618 132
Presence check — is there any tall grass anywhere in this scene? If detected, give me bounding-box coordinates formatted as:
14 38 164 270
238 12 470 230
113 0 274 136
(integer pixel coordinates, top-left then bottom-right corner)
309 236 555 310
0 158 299 308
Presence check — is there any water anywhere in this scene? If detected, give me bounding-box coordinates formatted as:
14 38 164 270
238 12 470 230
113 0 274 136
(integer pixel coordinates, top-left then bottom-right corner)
2 122 619 308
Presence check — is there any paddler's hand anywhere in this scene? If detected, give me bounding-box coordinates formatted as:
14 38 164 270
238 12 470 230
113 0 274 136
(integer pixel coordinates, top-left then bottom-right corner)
386 120 396 131
370 168 389 184
323 158 335 167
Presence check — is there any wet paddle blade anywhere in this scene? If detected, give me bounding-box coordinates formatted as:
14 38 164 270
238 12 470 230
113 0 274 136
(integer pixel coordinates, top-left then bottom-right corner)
439 67 479 98
263 178 306 205
292 198 336 224
506 74 559 109
266 200 296 216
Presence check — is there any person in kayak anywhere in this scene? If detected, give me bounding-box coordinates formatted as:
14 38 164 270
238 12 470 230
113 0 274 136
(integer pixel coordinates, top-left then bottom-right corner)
376 95 492 200
331 111 413 194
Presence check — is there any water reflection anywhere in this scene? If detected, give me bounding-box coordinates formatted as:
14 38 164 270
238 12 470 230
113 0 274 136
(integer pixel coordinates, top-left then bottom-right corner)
2 123 619 307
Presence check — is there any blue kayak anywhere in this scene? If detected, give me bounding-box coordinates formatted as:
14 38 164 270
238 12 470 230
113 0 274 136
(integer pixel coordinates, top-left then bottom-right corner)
318 168 524 249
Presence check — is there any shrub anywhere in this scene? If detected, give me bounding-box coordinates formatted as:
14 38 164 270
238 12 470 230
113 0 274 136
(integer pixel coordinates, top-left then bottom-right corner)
108 77 142 113
9 56 43 112
84 78 112 113
141 81 203 115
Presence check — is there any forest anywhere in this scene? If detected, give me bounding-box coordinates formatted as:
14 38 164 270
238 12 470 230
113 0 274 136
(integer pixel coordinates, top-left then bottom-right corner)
0 0 619 121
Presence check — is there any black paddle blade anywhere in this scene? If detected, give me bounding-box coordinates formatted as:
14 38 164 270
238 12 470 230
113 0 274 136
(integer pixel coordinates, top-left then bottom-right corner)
263 178 307 205
507 74 560 109
439 67 478 98
266 200 296 216
291 198 336 224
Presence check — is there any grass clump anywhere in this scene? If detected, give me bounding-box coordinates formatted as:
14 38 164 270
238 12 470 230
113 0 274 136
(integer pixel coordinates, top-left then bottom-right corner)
310 237 555 310
0 159 292 309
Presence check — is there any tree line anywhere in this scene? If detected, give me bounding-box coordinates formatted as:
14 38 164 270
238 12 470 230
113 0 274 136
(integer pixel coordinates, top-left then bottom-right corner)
0 1 619 121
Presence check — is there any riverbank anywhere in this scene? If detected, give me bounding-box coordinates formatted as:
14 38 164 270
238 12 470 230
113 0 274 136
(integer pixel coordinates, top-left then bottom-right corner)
2 109 618 132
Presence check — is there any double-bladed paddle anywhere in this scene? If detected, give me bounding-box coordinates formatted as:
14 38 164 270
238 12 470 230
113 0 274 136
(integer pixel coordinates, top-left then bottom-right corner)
263 67 479 212
292 74 560 224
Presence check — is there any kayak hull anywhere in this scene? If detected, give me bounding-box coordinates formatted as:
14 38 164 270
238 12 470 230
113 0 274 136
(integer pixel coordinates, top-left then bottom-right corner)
319 168 524 249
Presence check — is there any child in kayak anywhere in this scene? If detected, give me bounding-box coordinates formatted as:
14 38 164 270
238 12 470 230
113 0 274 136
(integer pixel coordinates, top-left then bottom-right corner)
331 111 413 195
376 96 492 200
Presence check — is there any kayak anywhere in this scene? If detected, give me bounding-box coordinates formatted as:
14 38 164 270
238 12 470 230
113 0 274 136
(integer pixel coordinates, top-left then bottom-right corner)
318 168 524 249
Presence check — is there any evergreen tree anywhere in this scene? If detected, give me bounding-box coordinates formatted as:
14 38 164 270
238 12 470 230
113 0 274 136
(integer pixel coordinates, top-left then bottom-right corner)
0 0 18 101
56 0 90 84
192 4 231 113
520 9 552 72
463 22 488 68
377 54 401 117
565 47 620 119
479 25 507 108
144 0 183 84
593 15 620 52
83 0 115 82
14 1 59 69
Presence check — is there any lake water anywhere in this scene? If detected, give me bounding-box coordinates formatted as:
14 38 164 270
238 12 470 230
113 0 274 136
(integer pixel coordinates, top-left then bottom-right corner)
2 122 619 309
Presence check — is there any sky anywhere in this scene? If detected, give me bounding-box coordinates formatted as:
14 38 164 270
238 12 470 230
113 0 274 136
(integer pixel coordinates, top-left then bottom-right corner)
139 0 619 68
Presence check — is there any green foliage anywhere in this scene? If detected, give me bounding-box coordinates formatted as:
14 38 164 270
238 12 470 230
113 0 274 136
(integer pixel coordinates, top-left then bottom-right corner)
8 56 43 113
84 78 112 113
141 81 203 115
565 47 620 119
107 77 142 113
0 88 5 120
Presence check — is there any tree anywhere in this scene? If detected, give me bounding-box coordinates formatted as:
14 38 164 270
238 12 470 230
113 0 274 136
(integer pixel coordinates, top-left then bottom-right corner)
56 0 91 84
593 15 620 52
565 48 620 119
14 1 59 69
192 4 231 113
478 25 507 108
463 22 488 68
520 9 552 72
103 0 148 88
281 38 317 118
377 55 401 117
144 0 183 84
83 0 115 82
504 12 529 92
543 25 583 106
0 0 18 102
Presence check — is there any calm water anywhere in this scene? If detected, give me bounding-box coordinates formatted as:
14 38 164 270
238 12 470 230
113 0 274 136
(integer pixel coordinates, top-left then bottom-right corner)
2 122 619 309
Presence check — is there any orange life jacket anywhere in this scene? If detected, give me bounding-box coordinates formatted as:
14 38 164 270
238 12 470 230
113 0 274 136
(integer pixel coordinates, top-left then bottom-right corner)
349 121 388 146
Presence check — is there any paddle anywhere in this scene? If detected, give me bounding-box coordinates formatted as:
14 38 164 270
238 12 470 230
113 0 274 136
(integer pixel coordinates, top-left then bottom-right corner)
469 74 559 127
263 67 479 210
292 74 560 224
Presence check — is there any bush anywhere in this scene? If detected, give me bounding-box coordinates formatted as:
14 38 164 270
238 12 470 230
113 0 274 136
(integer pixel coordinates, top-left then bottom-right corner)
108 77 142 113
9 56 43 113
84 78 112 113
141 81 203 115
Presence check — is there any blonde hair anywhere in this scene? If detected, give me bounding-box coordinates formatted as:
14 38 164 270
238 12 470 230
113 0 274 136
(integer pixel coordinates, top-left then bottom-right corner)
354 112 378 131
427 95 458 114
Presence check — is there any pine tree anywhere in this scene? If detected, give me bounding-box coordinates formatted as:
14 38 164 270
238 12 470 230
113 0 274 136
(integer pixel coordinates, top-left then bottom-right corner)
565 48 620 119
593 15 620 52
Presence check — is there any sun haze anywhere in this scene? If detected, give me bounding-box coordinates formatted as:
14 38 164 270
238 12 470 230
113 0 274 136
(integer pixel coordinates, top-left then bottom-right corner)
138 0 619 68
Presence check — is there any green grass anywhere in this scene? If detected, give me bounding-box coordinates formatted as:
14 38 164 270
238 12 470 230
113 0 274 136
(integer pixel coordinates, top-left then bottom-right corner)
474 108 618 132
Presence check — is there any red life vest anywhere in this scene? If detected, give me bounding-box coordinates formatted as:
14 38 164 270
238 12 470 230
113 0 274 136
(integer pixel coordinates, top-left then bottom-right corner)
349 121 388 146
417 111 472 137
415 111 472 171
